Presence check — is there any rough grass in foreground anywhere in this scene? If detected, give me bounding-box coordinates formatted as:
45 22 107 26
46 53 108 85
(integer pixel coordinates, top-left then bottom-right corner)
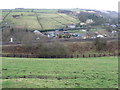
2 57 118 88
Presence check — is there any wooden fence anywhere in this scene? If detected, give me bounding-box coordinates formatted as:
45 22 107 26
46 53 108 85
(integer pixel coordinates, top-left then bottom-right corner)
1 53 119 58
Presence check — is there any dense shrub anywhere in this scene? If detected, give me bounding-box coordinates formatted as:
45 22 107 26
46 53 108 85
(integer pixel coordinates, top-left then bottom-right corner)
94 38 107 51
8 42 71 57
36 42 71 57
2 39 118 56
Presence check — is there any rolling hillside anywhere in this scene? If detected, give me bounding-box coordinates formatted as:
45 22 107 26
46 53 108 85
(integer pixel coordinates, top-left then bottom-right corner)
1 8 118 31
2 9 79 30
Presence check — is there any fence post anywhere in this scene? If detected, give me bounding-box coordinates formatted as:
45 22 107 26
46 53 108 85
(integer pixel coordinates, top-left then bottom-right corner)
94 54 96 57
89 54 90 57
83 54 85 58
71 55 73 58
65 55 67 58
77 55 79 58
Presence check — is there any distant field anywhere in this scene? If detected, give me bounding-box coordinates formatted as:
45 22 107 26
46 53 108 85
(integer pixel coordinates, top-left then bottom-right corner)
2 12 41 30
33 9 58 13
37 13 79 30
2 10 79 30
69 30 86 34
68 28 111 35
2 57 118 88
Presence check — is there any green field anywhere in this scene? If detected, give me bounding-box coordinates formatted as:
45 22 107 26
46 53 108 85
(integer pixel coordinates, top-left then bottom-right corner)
69 30 86 34
33 9 58 13
2 10 79 30
2 12 41 30
37 13 79 30
2 57 118 88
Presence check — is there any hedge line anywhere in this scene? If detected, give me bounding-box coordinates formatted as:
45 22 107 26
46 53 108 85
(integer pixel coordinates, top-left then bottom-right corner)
1 53 119 58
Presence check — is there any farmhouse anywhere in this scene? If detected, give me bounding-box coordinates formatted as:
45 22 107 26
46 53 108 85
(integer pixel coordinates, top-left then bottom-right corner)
112 31 117 34
81 30 87 32
34 30 46 40
97 35 104 38
111 25 117 28
86 19 94 24
67 24 76 29
45 32 57 37
34 30 45 36
80 22 86 25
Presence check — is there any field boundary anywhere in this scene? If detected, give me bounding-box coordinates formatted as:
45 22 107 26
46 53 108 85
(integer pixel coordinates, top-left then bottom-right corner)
1 53 119 58
2 10 12 21
34 12 44 30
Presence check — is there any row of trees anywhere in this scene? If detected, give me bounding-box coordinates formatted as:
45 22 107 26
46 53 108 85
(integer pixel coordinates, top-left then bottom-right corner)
3 42 71 57
77 12 118 26
77 12 106 26
2 28 42 43
2 37 118 57
2 27 118 57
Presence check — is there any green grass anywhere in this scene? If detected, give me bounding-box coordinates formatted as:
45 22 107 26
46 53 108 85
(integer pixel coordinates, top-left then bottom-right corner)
11 9 33 12
2 12 9 17
2 57 118 88
37 13 79 30
2 11 79 30
69 30 86 34
3 12 41 30
33 9 58 13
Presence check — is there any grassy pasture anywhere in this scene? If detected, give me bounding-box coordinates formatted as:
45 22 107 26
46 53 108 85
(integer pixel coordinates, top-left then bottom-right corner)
2 10 79 30
37 13 79 30
11 9 33 12
2 12 9 18
2 57 118 88
69 30 86 34
3 12 41 30
33 9 58 13
1 12 11 23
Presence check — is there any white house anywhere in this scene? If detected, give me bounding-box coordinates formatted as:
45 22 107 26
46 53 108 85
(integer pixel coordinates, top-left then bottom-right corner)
46 32 57 38
97 35 104 38
67 24 76 29
34 30 44 36
86 19 94 24
112 31 117 34
81 30 87 32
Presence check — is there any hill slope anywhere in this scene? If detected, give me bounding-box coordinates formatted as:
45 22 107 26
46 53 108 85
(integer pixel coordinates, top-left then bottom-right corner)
2 9 79 30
